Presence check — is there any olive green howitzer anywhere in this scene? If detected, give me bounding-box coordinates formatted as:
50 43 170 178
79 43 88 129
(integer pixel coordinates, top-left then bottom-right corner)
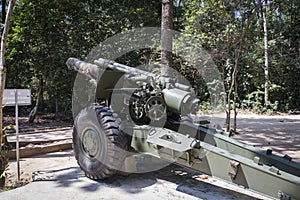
66 58 300 200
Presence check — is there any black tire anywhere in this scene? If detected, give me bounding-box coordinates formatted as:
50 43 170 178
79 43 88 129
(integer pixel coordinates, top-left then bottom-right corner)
73 106 128 179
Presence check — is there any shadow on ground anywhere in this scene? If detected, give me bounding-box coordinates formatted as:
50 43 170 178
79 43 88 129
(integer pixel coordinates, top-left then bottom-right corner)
232 116 300 163
31 161 261 200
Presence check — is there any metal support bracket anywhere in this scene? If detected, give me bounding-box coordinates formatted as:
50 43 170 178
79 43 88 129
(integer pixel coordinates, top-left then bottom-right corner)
228 160 240 180
147 128 197 152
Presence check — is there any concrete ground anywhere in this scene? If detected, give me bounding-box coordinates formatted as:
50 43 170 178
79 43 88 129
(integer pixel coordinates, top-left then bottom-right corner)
1 150 268 200
232 113 300 163
1 113 299 199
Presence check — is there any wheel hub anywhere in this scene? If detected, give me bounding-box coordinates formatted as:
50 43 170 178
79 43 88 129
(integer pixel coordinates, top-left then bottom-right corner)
146 96 166 121
81 127 101 158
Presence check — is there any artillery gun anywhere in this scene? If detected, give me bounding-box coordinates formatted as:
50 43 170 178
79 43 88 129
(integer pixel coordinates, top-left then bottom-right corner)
66 57 300 200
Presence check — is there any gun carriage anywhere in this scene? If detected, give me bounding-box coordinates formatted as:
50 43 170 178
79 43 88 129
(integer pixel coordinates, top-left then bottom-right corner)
67 57 300 200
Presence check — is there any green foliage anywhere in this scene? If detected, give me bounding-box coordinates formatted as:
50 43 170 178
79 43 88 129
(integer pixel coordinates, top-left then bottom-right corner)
0 170 7 179
241 90 264 113
200 101 212 111
241 89 279 114
5 0 161 118
181 0 299 113
0 153 8 185
2 0 299 117
2 125 16 131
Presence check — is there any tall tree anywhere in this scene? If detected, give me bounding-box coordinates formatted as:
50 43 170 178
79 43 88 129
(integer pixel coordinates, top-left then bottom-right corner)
183 0 259 129
0 0 16 148
1 0 6 23
0 0 16 187
161 0 173 76
261 0 269 105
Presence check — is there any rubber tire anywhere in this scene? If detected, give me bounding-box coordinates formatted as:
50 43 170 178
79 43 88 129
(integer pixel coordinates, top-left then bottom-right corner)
73 106 128 179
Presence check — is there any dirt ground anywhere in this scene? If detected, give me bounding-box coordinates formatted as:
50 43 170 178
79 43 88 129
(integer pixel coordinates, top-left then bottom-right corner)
1 112 300 199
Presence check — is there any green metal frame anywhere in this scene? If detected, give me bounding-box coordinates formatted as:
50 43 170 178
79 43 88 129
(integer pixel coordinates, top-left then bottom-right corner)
129 122 300 200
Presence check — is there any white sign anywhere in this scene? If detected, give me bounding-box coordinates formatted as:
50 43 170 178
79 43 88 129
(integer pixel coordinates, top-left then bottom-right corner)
2 89 31 182
3 89 31 106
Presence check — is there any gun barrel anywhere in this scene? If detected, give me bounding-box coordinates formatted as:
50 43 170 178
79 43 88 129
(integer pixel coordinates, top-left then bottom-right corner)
94 58 156 78
67 57 192 93
66 58 102 80
94 58 177 88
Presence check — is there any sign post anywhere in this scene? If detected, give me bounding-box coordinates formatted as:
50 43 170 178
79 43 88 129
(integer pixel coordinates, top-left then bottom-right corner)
3 89 31 182
15 90 20 182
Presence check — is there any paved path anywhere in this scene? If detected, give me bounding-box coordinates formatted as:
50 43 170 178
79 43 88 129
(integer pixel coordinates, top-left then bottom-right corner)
232 114 300 163
2 113 299 199
6 128 72 143
1 151 268 200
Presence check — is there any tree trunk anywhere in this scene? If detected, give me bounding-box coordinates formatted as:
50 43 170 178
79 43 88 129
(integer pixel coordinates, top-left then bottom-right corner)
161 0 173 76
0 152 8 187
225 28 246 132
0 0 16 149
290 1 299 57
2 0 6 24
226 97 231 132
0 0 16 188
29 77 43 123
226 53 240 133
233 58 239 132
262 0 269 105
